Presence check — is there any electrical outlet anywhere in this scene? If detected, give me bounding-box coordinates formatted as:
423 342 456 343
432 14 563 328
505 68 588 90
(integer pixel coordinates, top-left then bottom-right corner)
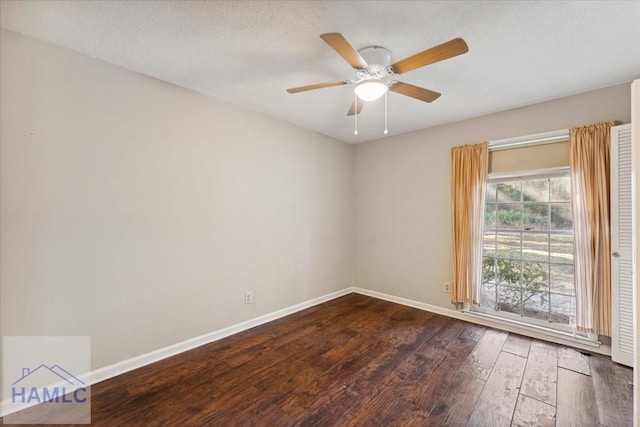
245 290 253 304
444 281 451 293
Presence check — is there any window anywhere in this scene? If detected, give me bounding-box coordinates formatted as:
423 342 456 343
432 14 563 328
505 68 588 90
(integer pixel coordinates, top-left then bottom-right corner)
480 168 575 329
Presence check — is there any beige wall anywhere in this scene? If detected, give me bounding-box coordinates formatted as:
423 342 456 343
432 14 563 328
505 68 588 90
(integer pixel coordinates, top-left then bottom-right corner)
0 29 354 369
355 83 631 309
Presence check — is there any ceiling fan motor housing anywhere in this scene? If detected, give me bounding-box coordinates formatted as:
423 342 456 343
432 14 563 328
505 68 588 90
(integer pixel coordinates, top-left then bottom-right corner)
358 46 392 67
356 46 393 82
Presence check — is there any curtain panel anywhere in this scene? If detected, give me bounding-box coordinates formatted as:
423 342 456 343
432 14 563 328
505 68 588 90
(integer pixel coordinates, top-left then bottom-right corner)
570 121 616 336
451 142 489 304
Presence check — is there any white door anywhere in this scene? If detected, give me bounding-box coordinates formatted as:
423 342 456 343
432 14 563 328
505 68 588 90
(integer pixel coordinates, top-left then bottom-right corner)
611 123 633 367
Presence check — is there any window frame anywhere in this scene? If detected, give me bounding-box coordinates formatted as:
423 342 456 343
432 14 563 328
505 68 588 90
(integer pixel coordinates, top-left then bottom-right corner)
475 166 576 333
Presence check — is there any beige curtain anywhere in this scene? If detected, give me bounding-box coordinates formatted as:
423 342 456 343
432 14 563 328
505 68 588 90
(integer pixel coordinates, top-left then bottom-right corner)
451 142 488 304
570 121 616 336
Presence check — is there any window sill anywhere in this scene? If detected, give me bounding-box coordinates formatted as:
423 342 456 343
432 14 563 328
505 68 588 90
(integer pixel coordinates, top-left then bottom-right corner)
462 309 604 352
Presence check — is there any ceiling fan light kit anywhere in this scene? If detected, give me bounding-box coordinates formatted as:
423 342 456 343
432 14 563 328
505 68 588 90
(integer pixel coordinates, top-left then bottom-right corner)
354 80 388 101
287 33 468 137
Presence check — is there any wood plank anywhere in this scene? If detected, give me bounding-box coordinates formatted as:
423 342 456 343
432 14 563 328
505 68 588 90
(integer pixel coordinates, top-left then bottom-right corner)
461 328 508 380
467 351 527 427
124 347 230 396
403 336 479 414
426 317 466 350
520 340 558 406
556 367 600 427
558 345 592 376
590 354 633 426
458 322 487 342
268 356 366 421
512 394 556 427
340 384 421 426
346 320 471 424
296 388 365 426
202 386 287 426
502 333 532 357
348 313 446 395
380 315 458 384
425 369 485 425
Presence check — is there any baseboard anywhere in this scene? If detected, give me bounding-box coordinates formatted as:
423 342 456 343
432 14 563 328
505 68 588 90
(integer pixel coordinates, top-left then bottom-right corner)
352 287 611 356
1 287 352 418
352 287 465 320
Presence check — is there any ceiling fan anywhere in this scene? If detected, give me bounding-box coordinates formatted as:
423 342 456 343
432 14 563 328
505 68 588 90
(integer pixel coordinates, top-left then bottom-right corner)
287 33 469 117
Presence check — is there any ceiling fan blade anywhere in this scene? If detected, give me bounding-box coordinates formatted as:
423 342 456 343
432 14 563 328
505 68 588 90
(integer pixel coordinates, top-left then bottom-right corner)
390 82 441 103
347 100 364 116
390 38 468 74
320 33 368 70
286 81 348 94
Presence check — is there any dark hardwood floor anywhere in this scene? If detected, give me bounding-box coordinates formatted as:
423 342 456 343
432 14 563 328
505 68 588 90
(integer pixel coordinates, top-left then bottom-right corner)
3 294 633 426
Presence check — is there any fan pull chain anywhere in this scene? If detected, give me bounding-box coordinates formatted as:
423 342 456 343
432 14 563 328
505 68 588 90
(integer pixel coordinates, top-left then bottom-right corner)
354 93 358 135
384 90 388 135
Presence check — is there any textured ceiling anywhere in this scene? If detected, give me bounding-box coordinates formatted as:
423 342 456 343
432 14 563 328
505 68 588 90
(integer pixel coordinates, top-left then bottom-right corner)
1 1 639 143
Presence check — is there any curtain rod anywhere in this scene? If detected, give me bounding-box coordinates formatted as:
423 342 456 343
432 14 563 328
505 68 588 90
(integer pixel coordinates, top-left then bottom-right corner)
489 129 569 151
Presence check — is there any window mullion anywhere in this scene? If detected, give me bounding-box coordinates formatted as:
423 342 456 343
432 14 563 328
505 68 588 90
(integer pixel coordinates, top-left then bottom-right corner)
547 178 552 323
494 230 498 310
519 187 524 318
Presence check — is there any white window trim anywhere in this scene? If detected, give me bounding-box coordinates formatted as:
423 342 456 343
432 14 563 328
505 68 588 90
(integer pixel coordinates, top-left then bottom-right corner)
463 306 600 347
